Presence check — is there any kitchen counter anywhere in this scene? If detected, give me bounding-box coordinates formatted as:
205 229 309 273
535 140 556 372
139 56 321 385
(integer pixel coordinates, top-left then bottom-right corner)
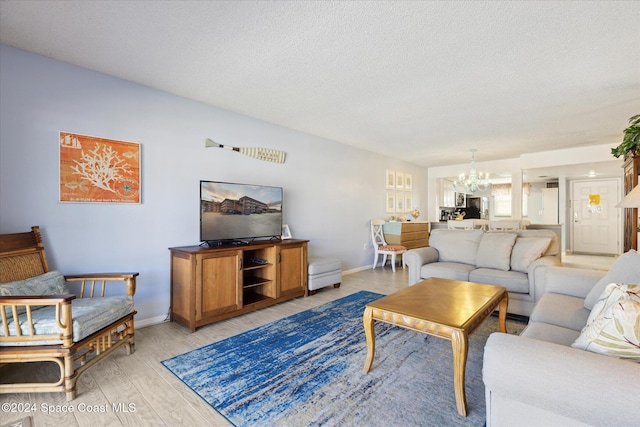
430 220 489 230
431 220 547 231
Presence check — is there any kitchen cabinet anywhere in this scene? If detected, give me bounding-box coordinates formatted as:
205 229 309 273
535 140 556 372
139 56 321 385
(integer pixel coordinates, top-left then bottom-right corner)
439 179 456 208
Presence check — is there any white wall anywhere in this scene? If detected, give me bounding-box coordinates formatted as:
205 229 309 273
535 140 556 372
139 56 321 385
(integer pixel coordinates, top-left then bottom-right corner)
0 45 428 326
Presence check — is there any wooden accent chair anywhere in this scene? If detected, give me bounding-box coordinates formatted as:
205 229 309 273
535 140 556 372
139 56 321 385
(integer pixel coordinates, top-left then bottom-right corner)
0 226 138 400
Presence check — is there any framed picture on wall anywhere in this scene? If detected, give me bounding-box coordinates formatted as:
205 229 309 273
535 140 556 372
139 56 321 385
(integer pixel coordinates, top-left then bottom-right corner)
405 194 413 212
59 131 141 203
404 174 413 191
455 192 466 208
396 172 404 190
386 170 395 189
396 194 404 212
386 191 396 213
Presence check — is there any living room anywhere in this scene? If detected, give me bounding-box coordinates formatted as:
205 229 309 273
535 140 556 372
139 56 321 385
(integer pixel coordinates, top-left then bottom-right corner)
1 2 639 426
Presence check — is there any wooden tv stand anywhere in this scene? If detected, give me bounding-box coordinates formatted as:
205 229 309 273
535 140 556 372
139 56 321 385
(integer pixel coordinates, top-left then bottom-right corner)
169 239 308 332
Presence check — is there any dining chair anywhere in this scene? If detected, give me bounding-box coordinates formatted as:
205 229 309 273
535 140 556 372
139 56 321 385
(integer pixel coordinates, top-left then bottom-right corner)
489 220 521 231
370 219 407 272
447 219 477 230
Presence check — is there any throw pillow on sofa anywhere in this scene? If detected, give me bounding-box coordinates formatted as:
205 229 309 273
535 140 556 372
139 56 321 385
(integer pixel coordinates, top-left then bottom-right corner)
572 283 640 361
510 237 552 273
584 250 640 310
475 232 517 271
428 229 484 265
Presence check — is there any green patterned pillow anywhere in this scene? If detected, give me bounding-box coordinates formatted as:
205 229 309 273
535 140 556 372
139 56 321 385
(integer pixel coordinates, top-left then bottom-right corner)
572 283 640 361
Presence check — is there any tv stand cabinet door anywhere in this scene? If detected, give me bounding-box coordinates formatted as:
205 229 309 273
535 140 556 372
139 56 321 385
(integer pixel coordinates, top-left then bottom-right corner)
198 251 242 320
278 242 308 297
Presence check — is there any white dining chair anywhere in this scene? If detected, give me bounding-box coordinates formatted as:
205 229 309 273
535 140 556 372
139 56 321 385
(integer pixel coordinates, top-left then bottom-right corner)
489 220 521 231
371 219 407 272
447 219 477 230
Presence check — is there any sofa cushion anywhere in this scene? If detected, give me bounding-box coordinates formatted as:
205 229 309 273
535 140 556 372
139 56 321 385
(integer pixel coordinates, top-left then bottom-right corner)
510 237 551 273
584 250 640 310
529 293 590 332
428 229 483 265
475 232 517 271
521 321 581 346
0 270 68 316
420 262 475 282
572 283 640 360
469 268 529 293
0 295 134 346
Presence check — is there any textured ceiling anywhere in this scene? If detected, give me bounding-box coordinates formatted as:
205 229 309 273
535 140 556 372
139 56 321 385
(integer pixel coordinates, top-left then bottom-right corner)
1 1 639 169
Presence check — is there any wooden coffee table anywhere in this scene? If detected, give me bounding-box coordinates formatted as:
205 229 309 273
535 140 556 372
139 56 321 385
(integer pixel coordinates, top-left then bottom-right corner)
362 277 508 417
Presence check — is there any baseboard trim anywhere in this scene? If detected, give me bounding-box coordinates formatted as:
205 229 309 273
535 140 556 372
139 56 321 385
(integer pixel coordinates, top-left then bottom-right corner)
343 265 372 275
135 314 168 329
136 264 386 327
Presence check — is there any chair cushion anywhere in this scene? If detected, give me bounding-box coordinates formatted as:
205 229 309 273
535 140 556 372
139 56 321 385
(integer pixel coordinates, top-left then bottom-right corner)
572 283 640 360
584 250 640 310
0 270 68 315
510 237 551 273
475 233 517 271
378 245 406 252
0 295 134 346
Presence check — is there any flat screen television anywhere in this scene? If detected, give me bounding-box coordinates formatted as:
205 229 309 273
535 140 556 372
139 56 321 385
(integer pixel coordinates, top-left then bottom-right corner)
200 180 283 245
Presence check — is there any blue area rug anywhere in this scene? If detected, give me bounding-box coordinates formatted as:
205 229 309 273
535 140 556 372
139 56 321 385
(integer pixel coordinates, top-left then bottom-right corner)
162 291 525 426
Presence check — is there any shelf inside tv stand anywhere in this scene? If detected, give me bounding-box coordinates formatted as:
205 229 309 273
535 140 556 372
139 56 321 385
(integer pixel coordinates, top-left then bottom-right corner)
243 289 272 306
244 261 272 270
243 276 272 288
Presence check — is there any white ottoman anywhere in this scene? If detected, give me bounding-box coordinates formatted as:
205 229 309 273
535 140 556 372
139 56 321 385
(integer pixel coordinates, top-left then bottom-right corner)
308 256 342 294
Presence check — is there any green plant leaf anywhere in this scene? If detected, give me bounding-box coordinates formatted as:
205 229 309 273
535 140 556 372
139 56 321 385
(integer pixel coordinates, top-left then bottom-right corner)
612 114 640 158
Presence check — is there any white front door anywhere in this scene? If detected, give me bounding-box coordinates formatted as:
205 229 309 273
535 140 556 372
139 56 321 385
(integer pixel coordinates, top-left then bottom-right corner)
571 179 620 255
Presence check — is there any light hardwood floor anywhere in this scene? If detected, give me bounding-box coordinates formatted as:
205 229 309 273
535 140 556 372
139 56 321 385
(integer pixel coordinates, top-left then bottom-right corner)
1 266 408 427
1 253 613 427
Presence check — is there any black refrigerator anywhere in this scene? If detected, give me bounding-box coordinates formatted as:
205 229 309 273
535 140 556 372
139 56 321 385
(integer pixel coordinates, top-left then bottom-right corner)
464 197 489 219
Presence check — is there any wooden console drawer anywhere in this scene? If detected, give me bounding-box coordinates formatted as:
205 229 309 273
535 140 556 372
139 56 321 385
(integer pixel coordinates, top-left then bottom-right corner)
383 222 429 249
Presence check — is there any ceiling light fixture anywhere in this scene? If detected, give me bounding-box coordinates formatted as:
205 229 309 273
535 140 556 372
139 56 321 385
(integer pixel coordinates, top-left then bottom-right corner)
453 149 489 194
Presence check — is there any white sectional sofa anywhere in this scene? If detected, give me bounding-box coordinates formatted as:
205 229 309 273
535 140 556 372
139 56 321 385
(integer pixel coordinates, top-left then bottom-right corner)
483 251 640 426
404 229 561 316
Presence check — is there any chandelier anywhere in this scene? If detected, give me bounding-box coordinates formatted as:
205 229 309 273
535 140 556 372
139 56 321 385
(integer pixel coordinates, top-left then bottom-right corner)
453 149 489 194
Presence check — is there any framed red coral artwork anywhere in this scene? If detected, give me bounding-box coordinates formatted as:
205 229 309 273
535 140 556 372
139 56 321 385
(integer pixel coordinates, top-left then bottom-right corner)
59 132 141 203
